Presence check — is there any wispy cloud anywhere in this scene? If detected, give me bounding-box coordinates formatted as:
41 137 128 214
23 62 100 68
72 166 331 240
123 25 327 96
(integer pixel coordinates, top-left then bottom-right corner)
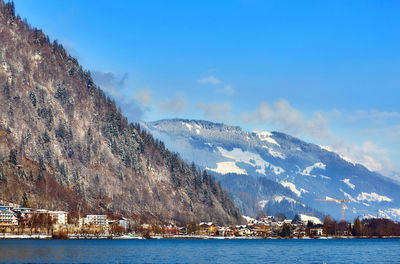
198 102 233 123
216 85 234 95
198 75 235 96
329 140 392 173
344 109 400 124
159 93 187 114
134 89 153 105
242 99 332 140
197 75 222 84
92 71 128 97
60 39 80 59
241 98 397 176
92 71 144 122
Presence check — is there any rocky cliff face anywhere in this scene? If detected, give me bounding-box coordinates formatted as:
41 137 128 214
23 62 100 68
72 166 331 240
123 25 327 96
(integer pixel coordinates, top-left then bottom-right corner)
0 1 243 225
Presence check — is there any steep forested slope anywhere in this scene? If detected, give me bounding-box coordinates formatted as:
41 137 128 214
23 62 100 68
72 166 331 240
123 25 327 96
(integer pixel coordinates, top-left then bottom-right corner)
0 1 243 225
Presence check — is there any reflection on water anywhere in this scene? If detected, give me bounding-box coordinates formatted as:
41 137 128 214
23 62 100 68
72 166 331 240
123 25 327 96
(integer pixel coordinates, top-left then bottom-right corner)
0 239 400 263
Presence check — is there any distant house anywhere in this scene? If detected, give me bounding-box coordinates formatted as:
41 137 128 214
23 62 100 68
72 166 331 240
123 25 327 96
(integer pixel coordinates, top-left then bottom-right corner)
0 209 18 226
310 227 324 236
255 224 270 237
0 205 13 211
162 224 180 235
199 222 216 235
12 207 32 223
84 215 107 227
35 209 49 214
118 217 128 230
283 219 293 225
217 227 233 237
49 211 68 226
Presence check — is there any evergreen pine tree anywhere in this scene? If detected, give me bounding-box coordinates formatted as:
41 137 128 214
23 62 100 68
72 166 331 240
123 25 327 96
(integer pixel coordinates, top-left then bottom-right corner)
8 149 17 165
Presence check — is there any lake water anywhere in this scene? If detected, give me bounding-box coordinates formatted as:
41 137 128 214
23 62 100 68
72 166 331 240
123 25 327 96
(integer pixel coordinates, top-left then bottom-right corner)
0 238 399 263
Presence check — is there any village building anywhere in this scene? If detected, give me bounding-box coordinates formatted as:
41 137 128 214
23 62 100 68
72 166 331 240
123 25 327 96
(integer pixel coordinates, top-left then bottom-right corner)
0 209 18 226
118 217 128 231
12 207 32 224
83 215 108 227
310 227 324 236
49 211 68 226
199 222 216 235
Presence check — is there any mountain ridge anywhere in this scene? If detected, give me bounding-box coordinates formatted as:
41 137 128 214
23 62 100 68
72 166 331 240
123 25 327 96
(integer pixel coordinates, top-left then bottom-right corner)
144 118 400 221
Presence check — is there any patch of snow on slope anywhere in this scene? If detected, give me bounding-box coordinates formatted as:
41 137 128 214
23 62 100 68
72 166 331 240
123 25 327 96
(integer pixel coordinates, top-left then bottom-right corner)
217 147 284 175
207 161 247 175
341 179 355 190
301 162 326 176
254 131 280 147
320 175 331 180
299 214 322 224
319 146 356 165
378 210 390 219
357 192 392 202
339 155 357 165
326 196 341 203
280 181 302 197
319 145 332 151
262 146 286 159
273 195 297 203
300 188 309 194
258 200 269 209
339 189 358 203
388 208 400 217
243 215 257 224
182 122 193 131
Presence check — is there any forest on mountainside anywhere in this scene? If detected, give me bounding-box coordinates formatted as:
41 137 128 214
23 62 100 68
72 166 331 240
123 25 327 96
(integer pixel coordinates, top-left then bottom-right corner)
0 1 243 225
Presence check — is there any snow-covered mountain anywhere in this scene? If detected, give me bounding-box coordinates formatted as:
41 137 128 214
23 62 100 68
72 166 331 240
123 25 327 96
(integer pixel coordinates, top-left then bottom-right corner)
143 119 400 221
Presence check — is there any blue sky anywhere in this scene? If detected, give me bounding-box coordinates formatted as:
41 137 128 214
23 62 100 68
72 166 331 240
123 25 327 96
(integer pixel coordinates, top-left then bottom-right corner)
13 0 400 178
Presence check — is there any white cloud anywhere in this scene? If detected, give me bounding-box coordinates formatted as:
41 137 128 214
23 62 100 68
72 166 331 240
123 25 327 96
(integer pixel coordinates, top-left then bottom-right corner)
242 99 397 177
197 76 221 84
92 71 128 97
348 109 400 122
159 93 187 114
134 89 153 105
330 140 392 173
216 85 234 95
198 102 233 123
242 99 332 140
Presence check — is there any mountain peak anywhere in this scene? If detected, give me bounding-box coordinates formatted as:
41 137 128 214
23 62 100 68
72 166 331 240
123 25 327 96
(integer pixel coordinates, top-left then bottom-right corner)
145 118 400 221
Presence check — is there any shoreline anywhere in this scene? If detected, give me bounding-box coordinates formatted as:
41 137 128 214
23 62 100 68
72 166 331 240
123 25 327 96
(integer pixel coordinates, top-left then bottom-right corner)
1 234 400 240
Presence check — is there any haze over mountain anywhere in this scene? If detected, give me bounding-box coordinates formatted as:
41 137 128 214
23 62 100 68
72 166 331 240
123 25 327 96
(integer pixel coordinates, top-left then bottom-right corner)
0 1 243 225
145 119 400 221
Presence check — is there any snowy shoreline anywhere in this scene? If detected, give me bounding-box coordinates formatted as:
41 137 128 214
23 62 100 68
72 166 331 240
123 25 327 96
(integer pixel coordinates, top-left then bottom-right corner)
1 234 400 240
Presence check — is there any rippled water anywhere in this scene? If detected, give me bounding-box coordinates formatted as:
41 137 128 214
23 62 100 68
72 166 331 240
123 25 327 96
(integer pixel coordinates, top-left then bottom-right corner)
1 238 399 263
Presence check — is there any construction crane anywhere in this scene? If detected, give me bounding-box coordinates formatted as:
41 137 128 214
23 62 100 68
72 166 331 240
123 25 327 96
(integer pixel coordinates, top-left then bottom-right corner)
315 198 350 221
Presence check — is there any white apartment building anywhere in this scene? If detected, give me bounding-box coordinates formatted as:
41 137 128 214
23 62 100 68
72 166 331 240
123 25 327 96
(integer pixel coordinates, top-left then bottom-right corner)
84 215 107 227
0 209 18 226
49 211 68 225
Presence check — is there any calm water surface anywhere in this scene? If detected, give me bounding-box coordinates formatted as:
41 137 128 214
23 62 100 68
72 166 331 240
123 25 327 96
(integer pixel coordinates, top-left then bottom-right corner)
1 239 399 263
